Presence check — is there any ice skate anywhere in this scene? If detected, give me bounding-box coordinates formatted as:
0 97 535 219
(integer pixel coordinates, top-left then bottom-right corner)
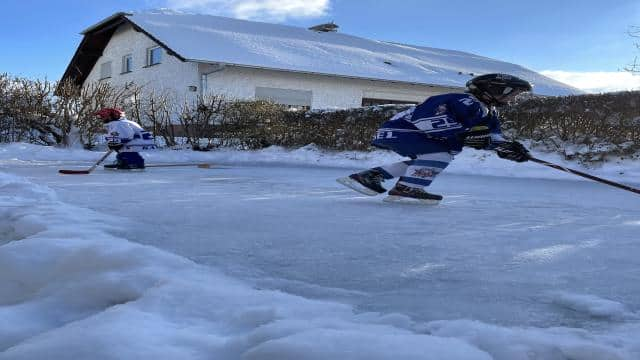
383 183 442 205
104 160 145 170
104 160 121 170
336 169 387 196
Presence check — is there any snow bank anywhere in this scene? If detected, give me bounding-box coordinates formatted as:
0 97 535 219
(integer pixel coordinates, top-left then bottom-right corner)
0 171 489 359
424 320 637 360
2 143 639 185
2 147 640 359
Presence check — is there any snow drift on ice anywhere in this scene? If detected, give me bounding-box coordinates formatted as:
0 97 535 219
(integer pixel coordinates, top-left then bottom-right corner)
1 147 640 359
0 171 489 359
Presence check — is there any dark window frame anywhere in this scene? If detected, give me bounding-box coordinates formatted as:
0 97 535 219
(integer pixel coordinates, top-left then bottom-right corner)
121 54 133 74
146 46 163 67
99 61 112 80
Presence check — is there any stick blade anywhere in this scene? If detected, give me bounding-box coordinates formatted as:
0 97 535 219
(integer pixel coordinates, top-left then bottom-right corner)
383 195 440 206
58 169 91 175
197 164 212 169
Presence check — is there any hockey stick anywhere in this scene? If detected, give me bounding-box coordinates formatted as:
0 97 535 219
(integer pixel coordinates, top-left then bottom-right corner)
58 150 114 175
144 163 214 169
528 156 640 195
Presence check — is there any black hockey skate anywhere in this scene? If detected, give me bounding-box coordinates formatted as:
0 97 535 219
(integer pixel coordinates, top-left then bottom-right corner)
384 183 442 205
336 169 387 196
104 161 120 169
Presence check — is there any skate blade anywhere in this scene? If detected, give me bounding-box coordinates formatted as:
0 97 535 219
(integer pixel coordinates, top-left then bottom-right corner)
383 195 440 205
104 167 145 171
336 177 380 196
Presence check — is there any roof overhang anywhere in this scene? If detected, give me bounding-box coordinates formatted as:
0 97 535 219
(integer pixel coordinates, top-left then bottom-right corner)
190 59 464 91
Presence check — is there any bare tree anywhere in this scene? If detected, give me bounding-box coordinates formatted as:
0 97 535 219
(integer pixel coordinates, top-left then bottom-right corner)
121 82 144 126
141 89 177 147
626 26 640 73
3 77 62 145
72 82 114 148
71 81 142 149
179 94 226 150
0 73 16 143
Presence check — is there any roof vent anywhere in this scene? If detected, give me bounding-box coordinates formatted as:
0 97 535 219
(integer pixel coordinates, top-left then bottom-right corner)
308 22 339 33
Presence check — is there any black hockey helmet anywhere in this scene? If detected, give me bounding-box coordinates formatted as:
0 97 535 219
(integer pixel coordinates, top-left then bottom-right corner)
466 73 532 107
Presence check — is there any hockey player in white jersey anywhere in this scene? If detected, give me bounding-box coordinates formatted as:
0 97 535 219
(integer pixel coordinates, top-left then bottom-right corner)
94 108 155 170
337 73 532 204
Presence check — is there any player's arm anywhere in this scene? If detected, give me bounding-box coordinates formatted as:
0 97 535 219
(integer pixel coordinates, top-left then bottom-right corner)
450 95 490 128
452 97 499 149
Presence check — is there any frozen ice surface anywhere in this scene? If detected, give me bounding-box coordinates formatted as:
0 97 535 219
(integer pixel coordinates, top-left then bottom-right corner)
1 144 639 359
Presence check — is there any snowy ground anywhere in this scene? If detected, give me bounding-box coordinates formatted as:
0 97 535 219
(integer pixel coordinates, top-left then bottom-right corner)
1 143 639 359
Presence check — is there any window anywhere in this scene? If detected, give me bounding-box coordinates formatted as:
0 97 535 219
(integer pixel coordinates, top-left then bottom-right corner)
361 98 418 107
147 47 162 66
100 61 112 79
122 54 133 73
255 87 312 109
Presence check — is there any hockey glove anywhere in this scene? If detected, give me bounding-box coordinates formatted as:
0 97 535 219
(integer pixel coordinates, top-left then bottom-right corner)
462 126 491 150
495 141 530 162
108 142 124 151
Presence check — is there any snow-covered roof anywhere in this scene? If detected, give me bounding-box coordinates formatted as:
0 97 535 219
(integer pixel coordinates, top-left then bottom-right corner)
123 11 578 96
64 11 578 96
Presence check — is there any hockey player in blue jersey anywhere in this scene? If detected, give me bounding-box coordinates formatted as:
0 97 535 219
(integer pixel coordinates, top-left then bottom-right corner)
95 108 155 170
337 73 532 204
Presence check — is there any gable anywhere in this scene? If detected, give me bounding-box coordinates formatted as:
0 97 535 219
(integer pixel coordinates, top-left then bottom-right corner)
60 12 184 88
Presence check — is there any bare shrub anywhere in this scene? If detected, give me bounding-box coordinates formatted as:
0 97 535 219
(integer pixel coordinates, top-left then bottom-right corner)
178 95 227 150
502 91 640 161
0 73 17 143
70 82 120 148
1 70 638 164
217 100 286 149
4 77 63 145
139 89 178 147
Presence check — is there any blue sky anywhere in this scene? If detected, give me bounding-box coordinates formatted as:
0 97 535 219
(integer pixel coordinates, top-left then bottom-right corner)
2 0 639 92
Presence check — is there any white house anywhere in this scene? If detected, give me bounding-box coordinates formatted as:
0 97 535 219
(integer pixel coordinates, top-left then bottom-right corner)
61 10 579 110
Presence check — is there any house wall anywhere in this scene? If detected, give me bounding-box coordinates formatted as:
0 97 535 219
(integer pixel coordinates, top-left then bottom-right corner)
204 65 460 109
84 23 200 102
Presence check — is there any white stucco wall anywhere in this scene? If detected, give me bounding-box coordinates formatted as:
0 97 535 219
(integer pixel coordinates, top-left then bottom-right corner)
84 23 200 102
204 66 460 109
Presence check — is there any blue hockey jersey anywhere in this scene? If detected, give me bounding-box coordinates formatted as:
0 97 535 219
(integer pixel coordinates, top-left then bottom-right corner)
376 93 504 151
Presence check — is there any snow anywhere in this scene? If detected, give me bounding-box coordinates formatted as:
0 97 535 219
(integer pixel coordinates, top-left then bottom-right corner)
0 169 487 360
2 142 640 184
123 11 579 96
550 292 635 320
1 143 640 359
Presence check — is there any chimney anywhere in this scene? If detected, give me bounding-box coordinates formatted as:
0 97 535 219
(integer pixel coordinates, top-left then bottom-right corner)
308 22 339 33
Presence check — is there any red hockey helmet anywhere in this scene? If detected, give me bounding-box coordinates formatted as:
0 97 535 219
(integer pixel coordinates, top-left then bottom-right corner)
94 108 124 122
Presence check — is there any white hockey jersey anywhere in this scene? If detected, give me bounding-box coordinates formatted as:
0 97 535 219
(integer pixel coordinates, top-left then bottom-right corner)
105 118 155 152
